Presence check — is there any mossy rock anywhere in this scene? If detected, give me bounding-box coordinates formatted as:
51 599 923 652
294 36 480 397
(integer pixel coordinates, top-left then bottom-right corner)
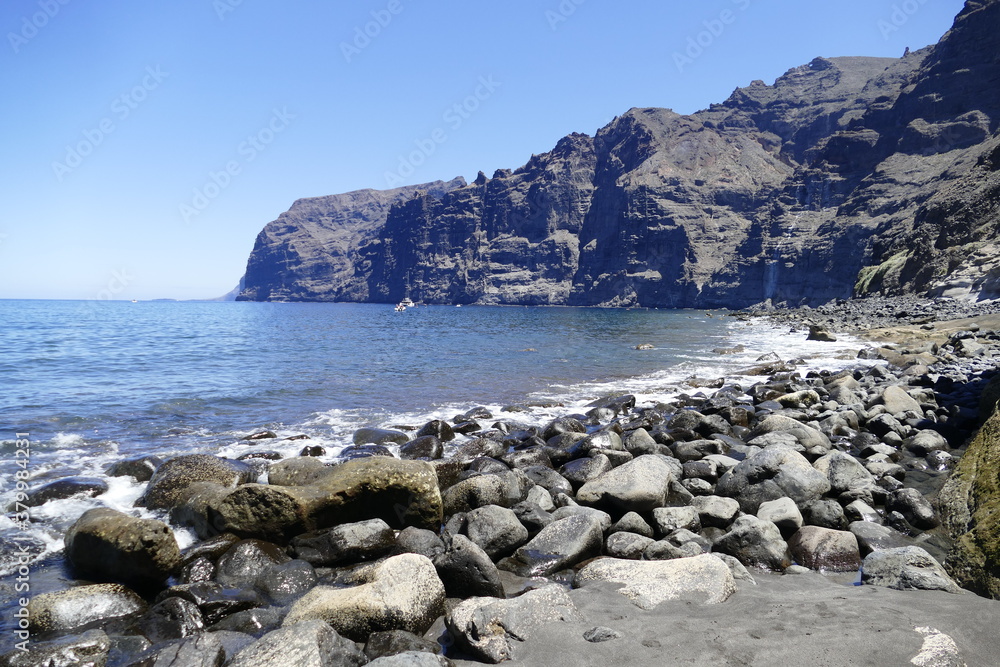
939 403 1000 597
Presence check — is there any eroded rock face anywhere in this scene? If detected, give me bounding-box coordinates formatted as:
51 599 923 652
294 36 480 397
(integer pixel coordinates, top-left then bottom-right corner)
239 2 1000 308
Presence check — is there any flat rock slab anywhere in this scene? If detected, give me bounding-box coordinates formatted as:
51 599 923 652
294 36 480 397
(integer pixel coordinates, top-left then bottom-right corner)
448 572 1000 666
575 555 737 609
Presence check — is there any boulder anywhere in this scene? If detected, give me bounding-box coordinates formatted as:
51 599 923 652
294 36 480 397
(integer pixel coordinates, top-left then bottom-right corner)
139 454 255 510
498 514 603 577
887 488 939 530
713 515 790 571
0 629 110 667
106 454 162 482
787 526 862 572
416 420 455 442
575 554 737 608
442 471 528 515
716 444 831 514
28 583 147 633
267 457 332 486
283 554 446 641
229 620 367 667
756 497 804 536
812 451 876 496
691 495 741 529
463 505 530 560
399 436 444 460
129 633 226 667
433 534 504 598
64 508 181 588
861 547 963 593
136 597 205 643
20 476 108 508
605 531 656 559
290 518 395 566
879 385 923 415
905 430 950 456
353 428 410 446
610 511 654 538
215 539 291 588
257 559 319 604
446 585 583 663
849 521 913 556
576 455 677 513
651 506 701 536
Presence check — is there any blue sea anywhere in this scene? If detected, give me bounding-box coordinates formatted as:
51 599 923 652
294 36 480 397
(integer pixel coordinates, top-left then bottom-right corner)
0 300 868 621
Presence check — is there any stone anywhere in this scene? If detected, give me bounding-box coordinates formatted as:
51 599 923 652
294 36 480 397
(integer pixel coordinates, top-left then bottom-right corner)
267 457 330 486
136 597 205 643
624 428 660 455
497 514 603 577
283 554 446 641
713 515 791 571
463 504 530 560
106 454 162 482
290 518 395 566
711 552 757 585
756 497 804 536
575 554 737 608
880 385 923 415
605 531 656 559
400 435 444 460
256 559 319 604
807 325 837 342
130 633 226 667
559 454 613 488
64 507 181 588
787 526 862 572
215 539 291 588
845 499 881 524
887 488 939 530
583 626 624 643
802 498 848 530
691 495 741 529
229 620 367 667
28 583 147 633
416 419 455 442
522 466 573 496
0 629 110 666
651 506 701 536
433 534 504 598
20 476 108 508
812 451 876 496
394 526 446 560
672 440 726 463
576 455 678 513
367 652 454 665
442 471 528 515
138 454 255 510
861 547 963 593
446 585 583 663
849 521 912 556
905 429 950 456
716 444 831 514
364 630 441 661
353 427 410 445
209 606 285 635
610 511 654 538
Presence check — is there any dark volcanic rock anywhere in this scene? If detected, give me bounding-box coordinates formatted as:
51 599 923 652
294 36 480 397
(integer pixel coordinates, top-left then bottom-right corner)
138 454 256 510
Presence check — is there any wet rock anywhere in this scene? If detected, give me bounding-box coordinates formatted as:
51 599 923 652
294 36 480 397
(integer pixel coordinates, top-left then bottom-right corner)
672 440 726 463
209 606 284 635
522 466 572 496
716 444 831 514
463 505 530 560
812 451 877 497
138 454 255 510
512 501 554 536
394 526 446 560
300 445 326 457
887 488 939 529
442 472 525 515
433 534 504 598
245 430 278 440
879 385 923 415
290 518 395 566
802 498 848 530
266 457 331 486
559 453 613 489
416 420 455 442
576 554 737 608
136 597 205 643
576 455 678 513
849 521 912 556
256 559 318 604
844 500 881 524
0 629 110 667
713 515 791 571
446 585 583 663
105 454 163 482
550 505 612 531
215 539 291 589
64 508 181 588
788 526 862 572
861 546 963 593
229 619 367 667
905 429 950 456
807 325 837 342
130 633 226 667
19 476 108 508
400 435 443 460
283 553 446 641
353 428 410 446
623 428 661 456
497 514 603 577
340 444 395 460
28 583 147 633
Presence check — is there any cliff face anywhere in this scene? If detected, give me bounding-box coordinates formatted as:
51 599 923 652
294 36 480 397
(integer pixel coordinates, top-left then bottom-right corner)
239 0 1000 307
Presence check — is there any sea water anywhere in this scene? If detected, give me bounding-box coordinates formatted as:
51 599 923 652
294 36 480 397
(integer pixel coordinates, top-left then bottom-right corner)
0 299 870 631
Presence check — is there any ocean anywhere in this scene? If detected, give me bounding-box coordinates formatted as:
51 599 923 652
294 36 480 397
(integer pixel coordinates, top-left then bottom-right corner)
0 299 870 627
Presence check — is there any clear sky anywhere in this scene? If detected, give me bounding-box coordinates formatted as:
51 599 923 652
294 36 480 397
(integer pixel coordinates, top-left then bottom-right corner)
0 0 967 300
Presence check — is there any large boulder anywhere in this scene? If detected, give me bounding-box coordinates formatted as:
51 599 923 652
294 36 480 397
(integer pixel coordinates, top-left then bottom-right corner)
812 451 876 497
138 454 255 510
64 508 181 588
861 546 963 593
787 526 861 572
576 455 678 513
290 518 396 566
713 515 790 571
497 514 603 577
0 629 110 667
19 477 108 508
28 583 147 633
283 554 446 641
716 445 831 514
433 534 505 598
446 585 583 664
575 554 737 608
229 620 367 667
939 404 1000 597
462 505 530 560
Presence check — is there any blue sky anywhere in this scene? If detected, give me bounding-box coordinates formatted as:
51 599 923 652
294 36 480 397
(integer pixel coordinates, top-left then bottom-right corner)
0 0 967 300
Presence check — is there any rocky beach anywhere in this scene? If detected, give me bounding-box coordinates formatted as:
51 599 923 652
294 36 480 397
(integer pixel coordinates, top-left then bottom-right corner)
3 296 999 666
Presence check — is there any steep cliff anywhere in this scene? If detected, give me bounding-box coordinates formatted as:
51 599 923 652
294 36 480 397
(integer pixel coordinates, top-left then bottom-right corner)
239 0 1000 307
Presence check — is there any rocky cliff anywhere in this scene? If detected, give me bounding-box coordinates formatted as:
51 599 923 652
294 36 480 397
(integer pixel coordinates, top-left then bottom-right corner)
239 0 1000 307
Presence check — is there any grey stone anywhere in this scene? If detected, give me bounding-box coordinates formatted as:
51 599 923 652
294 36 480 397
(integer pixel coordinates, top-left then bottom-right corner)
215 539 290 589
434 534 504 598
605 531 655 559
756 497 804 536
716 444 831 514
290 518 395 566
691 495 741 528
583 626 624 643
256 559 318 604
609 511 654 538
788 526 862 572
713 515 791 571
353 427 410 445
230 619 367 667
446 585 583 663
131 633 226 667
576 455 678 513
0 629 110 667
861 546 962 593
887 488 939 529
849 521 912 556
813 451 877 496
139 454 255 510
463 504 530 560
575 554 737 608
497 514 603 577
652 506 701 536
364 629 441 661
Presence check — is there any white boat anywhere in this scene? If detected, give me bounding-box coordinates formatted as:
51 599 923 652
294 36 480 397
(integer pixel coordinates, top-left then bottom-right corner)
399 298 414 308
395 304 406 312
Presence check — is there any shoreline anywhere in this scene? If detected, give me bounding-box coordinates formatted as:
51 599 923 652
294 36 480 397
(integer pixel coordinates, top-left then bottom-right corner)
4 295 1000 665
